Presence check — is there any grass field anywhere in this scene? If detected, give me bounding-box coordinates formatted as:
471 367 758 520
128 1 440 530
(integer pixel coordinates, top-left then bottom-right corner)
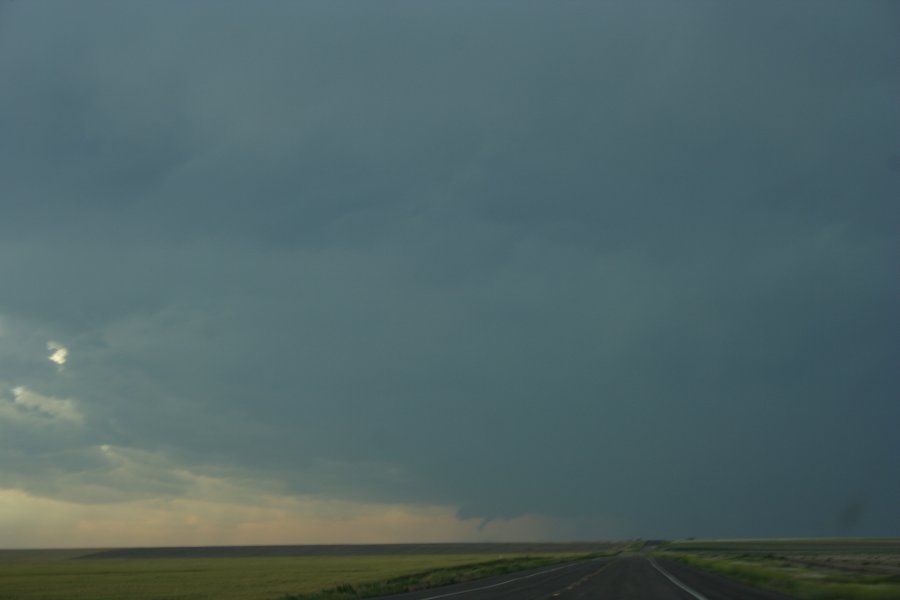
655 538 900 600
0 550 601 600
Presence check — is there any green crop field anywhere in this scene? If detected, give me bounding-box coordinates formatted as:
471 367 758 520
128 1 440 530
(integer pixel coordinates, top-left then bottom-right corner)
654 538 900 600
0 551 595 600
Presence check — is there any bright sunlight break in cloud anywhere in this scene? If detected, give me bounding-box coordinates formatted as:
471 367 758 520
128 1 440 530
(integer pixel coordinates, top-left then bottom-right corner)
47 341 68 366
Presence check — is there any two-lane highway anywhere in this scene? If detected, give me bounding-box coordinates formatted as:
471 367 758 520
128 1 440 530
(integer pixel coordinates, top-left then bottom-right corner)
376 555 797 599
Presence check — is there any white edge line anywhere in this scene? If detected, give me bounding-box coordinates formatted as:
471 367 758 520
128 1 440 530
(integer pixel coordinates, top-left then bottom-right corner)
648 556 709 600
418 559 590 600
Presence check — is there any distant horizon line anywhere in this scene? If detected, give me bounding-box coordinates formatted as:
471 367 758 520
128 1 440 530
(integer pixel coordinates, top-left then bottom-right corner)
4 536 900 552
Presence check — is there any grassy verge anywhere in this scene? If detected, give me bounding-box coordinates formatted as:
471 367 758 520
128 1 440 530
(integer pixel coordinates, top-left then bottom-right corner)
281 553 604 600
657 538 900 556
658 552 900 600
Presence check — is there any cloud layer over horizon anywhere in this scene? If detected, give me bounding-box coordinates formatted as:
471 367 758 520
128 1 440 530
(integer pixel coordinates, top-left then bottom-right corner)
1 1 898 546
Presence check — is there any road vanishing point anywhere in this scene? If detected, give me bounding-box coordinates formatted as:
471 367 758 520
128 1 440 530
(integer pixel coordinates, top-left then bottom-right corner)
375 554 796 600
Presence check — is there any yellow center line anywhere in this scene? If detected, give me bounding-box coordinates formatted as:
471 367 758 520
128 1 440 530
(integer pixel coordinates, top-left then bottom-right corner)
548 557 618 597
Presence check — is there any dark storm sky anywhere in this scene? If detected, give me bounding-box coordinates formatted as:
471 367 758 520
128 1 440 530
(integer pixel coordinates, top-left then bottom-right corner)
1 1 898 542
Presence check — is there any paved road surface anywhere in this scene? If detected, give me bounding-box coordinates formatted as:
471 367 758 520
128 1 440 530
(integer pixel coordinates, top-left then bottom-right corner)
375 555 797 600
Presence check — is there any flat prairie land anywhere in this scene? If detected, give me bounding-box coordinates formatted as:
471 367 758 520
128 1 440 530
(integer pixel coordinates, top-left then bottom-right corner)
0 544 621 600
0 549 109 561
656 538 900 600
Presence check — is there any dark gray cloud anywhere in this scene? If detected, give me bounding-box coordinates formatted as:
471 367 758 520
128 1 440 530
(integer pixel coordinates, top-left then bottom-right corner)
1 1 898 539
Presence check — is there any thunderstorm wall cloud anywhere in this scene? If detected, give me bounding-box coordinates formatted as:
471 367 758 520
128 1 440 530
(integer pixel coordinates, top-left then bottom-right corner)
0 0 898 547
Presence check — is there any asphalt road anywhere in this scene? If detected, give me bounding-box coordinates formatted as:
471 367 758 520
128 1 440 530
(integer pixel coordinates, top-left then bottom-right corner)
375 555 798 600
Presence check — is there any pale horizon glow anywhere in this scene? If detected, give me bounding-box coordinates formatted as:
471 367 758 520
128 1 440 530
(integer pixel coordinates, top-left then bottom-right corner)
0 487 577 550
0 444 623 548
